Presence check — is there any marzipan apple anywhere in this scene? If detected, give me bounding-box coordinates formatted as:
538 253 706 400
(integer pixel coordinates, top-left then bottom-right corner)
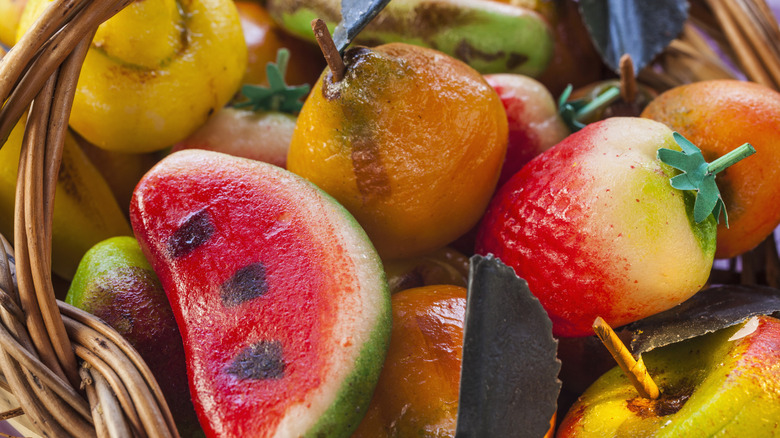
484 73 570 188
557 315 780 437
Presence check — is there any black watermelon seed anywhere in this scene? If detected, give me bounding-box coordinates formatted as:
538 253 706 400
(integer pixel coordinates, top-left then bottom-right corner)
225 340 285 380
167 209 214 259
220 262 268 308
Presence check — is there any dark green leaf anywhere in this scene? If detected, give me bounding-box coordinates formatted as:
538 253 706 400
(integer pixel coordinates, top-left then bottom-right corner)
578 0 689 72
333 0 392 53
455 254 561 438
628 285 780 356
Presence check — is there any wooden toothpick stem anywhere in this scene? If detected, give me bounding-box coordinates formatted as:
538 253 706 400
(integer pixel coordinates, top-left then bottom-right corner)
619 54 637 103
593 317 660 399
311 18 346 82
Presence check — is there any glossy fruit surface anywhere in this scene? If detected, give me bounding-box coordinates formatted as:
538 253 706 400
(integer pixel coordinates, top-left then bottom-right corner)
0 117 131 280
131 150 390 437
476 117 716 337
288 43 508 260
557 315 780 437
236 0 325 87
492 0 604 96
267 0 554 76
485 73 570 188
66 236 200 437
352 285 466 437
641 79 780 259
18 0 247 153
383 247 469 294
172 107 296 169
0 0 26 46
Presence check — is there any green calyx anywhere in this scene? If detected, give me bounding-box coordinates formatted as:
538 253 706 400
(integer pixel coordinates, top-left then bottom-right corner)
558 84 621 132
658 132 756 227
231 48 311 114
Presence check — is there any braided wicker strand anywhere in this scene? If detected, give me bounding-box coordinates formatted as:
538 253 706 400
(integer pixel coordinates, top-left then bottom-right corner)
0 0 179 436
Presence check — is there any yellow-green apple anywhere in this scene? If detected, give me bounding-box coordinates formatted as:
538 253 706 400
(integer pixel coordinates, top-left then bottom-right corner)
66 236 201 437
557 315 780 436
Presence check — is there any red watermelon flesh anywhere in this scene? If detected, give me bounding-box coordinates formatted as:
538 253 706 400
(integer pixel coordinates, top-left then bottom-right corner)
130 149 391 437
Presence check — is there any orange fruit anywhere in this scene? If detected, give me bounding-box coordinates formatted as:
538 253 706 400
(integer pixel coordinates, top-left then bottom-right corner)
352 283 557 437
352 284 466 437
235 1 325 87
383 246 469 294
287 43 508 260
641 80 780 259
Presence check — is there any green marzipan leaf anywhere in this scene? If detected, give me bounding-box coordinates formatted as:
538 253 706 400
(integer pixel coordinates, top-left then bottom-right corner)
658 132 755 227
578 0 689 73
231 48 311 114
558 84 588 132
628 285 780 357
455 254 561 438
557 84 620 132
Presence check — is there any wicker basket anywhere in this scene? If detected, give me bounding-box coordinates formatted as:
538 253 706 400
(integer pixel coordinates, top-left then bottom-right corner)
0 0 778 437
0 0 179 436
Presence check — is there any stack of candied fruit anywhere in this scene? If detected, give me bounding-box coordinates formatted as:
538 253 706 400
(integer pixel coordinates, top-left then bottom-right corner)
1 0 779 437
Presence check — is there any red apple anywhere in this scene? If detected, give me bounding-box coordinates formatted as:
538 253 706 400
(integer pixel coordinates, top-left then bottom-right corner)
172 108 295 168
475 118 718 337
484 73 570 188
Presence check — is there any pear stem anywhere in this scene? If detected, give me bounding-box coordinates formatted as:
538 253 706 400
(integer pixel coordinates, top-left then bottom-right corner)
311 18 346 82
593 317 660 400
707 143 756 175
619 54 637 103
575 86 621 122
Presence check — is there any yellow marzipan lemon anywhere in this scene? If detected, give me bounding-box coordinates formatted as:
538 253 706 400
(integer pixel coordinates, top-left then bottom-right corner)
17 0 247 153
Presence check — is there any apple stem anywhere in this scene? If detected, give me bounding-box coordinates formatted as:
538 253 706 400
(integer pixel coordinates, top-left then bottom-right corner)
311 19 346 82
574 86 621 122
619 54 637 103
593 317 660 400
707 143 756 175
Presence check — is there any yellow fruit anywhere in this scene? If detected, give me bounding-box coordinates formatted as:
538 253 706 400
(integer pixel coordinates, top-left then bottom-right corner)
288 43 508 260
17 0 247 153
0 0 26 46
0 118 131 279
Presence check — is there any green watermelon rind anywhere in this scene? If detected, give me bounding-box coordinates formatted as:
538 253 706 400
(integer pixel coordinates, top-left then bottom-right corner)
216 154 393 437
293 172 392 438
306 282 391 437
139 150 392 437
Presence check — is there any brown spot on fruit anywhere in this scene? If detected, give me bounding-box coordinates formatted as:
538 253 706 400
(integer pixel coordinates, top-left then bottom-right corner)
226 340 285 380
626 383 694 418
167 208 214 259
454 40 504 64
57 146 83 204
507 53 529 70
321 72 341 101
352 137 391 202
220 262 268 308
